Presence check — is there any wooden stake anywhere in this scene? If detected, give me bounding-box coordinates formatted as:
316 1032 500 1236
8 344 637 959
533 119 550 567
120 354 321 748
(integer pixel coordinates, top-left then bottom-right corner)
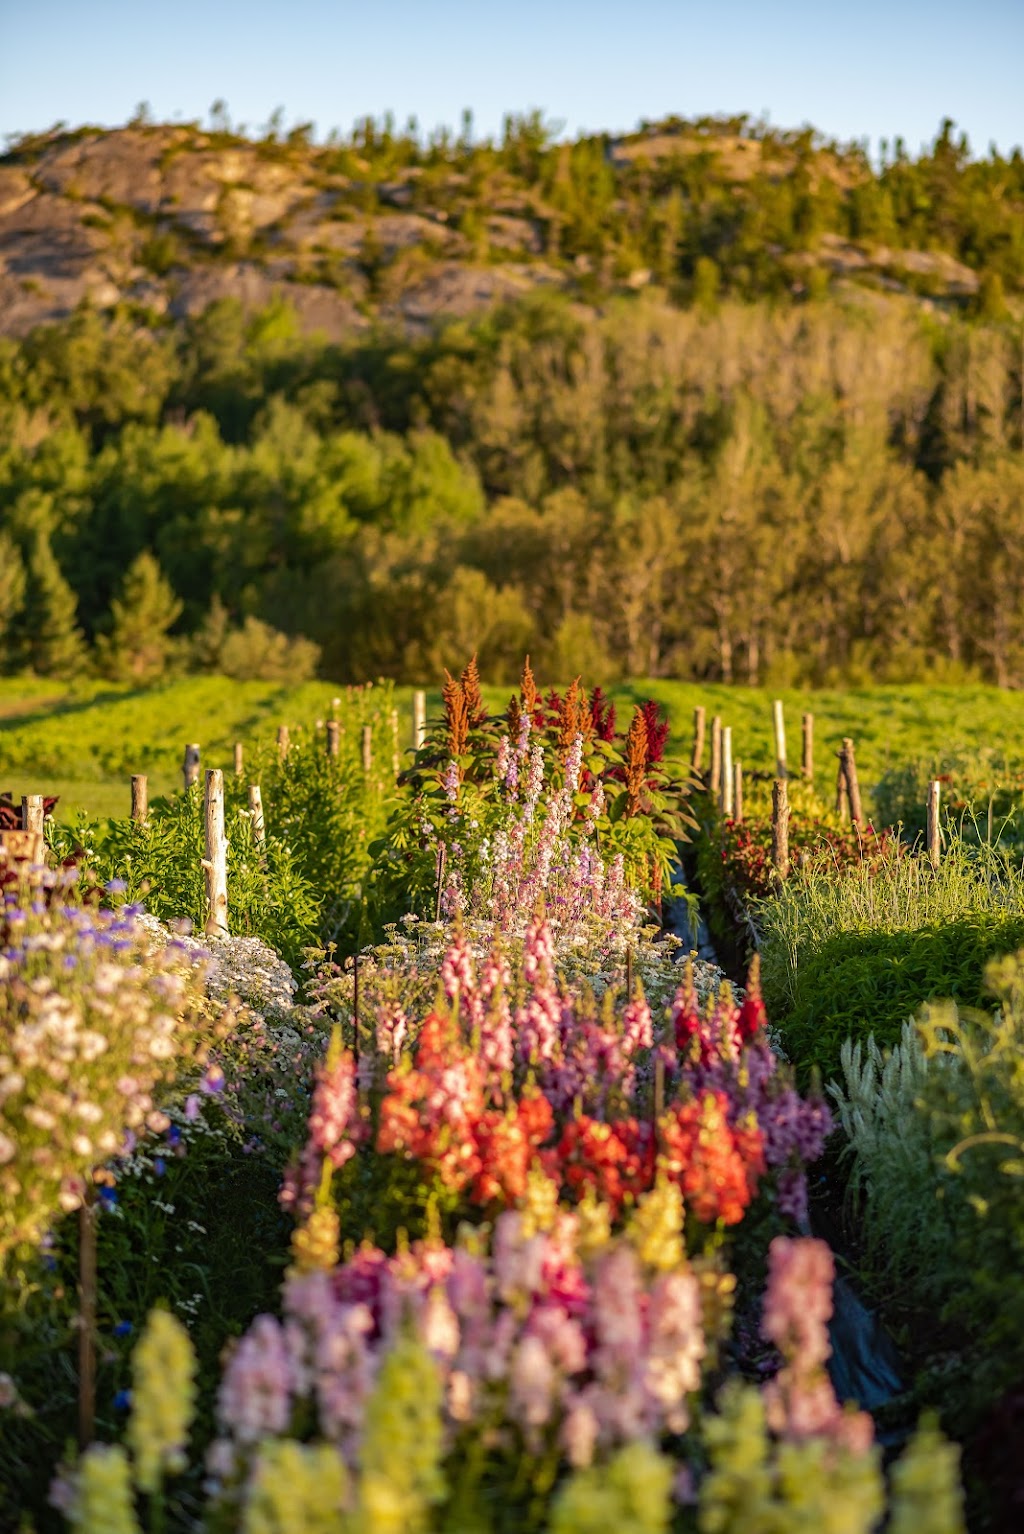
391 707 400 776
130 775 148 824
326 720 341 757
21 795 44 835
721 726 734 817
771 778 791 881
626 946 634 995
691 706 706 776
77 1191 97 1449
734 760 744 823
361 724 373 773
835 757 850 822
709 716 722 799
203 769 228 938
653 1054 665 1125
773 699 788 779
927 780 941 870
183 742 201 791
352 951 360 1065
434 842 447 922
277 725 290 759
248 784 265 849
413 689 427 751
841 738 864 826
802 713 814 781
233 742 244 777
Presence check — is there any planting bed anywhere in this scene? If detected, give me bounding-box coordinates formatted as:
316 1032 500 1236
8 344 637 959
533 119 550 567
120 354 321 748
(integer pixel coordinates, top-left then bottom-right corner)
6 662 1021 1530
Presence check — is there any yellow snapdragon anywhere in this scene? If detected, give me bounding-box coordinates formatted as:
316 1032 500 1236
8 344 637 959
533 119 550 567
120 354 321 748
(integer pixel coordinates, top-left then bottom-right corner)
290 1204 340 1272
244 1439 349 1534
551 1441 674 1534
126 1306 197 1494
519 1166 559 1237
626 1174 685 1271
72 1444 140 1534
888 1416 965 1534
359 1332 444 1533
575 1184 613 1259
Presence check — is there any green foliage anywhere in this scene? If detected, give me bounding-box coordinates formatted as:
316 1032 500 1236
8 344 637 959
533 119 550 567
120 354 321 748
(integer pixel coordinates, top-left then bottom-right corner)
17 532 88 677
758 837 1024 1083
95 551 183 682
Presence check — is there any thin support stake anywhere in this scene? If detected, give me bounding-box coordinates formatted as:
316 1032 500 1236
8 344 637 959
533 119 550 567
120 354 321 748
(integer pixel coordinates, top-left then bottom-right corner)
771 778 791 881
927 780 941 870
413 690 427 751
204 769 228 937
802 713 814 781
183 742 201 791
130 775 148 824
691 706 706 776
721 726 734 817
773 699 788 779
734 760 744 823
709 716 722 799
248 784 265 849
22 795 44 835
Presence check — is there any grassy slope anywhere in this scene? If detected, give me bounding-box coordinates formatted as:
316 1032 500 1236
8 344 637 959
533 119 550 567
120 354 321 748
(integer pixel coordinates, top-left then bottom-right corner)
3 675 1024 820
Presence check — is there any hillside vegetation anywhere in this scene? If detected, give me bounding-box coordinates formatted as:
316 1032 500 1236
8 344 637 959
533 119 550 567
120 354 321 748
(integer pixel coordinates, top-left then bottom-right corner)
1 112 1024 687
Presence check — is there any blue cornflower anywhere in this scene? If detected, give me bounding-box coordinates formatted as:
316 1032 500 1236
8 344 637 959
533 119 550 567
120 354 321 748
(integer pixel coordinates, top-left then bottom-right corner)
153 1157 166 1176
104 879 128 895
98 1186 118 1211
113 1389 132 1411
113 1320 133 1338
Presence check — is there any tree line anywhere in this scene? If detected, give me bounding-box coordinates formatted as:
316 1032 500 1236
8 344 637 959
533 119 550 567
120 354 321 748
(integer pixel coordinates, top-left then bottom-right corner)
1 287 1024 686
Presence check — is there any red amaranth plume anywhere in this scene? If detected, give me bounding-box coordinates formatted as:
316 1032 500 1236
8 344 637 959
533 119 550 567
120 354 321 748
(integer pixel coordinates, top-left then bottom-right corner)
589 687 616 742
737 953 769 1042
639 700 670 764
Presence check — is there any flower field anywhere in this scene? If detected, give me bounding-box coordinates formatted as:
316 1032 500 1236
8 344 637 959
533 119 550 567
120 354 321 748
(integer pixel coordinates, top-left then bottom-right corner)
5 660 1024 1530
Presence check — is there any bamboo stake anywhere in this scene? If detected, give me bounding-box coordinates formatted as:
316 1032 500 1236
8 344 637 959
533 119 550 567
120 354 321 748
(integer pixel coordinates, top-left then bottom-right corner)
130 775 148 824
361 724 373 773
802 713 814 781
773 699 787 779
277 725 290 759
21 795 44 835
721 726 734 817
927 780 941 870
233 742 244 777
183 743 201 791
709 716 722 799
248 784 265 849
204 770 228 938
77 1191 97 1448
771 778 791 881
734 760 744 823
326 720 340 757
413 689 427 751
691 706 706 776
841 738 864 826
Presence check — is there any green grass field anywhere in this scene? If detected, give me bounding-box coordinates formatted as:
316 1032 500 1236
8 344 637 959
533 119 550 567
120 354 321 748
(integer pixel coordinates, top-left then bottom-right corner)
3 673 1024 820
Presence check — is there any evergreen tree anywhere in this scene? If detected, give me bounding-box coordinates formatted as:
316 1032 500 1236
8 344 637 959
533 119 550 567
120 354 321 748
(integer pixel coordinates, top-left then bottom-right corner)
0 532 27 660
19 535 88 677
96 551 183 682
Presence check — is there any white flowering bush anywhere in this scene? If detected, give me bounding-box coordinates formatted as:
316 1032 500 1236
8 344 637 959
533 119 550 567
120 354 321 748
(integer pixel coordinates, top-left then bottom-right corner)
0 879 216 1271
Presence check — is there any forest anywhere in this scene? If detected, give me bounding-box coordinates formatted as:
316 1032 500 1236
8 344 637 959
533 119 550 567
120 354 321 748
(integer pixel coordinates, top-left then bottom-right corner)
1 112 1023 687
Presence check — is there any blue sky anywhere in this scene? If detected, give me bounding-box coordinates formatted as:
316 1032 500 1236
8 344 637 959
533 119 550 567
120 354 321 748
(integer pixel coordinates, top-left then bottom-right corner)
2 0 1022 159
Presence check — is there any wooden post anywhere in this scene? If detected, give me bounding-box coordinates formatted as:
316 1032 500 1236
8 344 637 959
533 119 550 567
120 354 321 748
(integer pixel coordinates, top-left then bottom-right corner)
413 689 427 751
130 775 148 824
434 842 447 922
77 1192 97 1449
802 713 814 781
841 738 864 826
277 725 289 759
183 743 201 791
721 726 734 817
233 742 244 777
203 769 228 938
326 720 341 757
21 795 44 835
734 760 744 823
927 780 941 870
691 706 706 776
709 715 722 800
361 724 373 773
248 784 265 849
771 778 791 881
773 699 787 779
835 756 850 822
391 707 400 776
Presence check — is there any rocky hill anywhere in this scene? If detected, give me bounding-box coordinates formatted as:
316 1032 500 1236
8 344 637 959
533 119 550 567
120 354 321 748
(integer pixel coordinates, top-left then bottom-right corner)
0 114 1014 339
